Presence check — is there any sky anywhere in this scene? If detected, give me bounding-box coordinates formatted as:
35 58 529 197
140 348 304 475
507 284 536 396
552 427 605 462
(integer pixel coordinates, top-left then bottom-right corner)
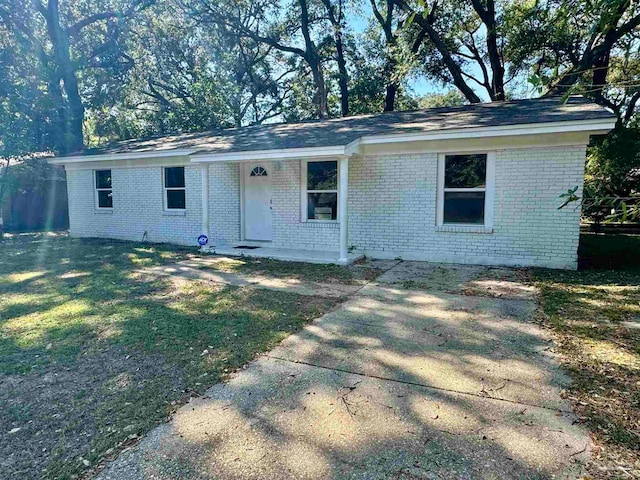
347 6 501 102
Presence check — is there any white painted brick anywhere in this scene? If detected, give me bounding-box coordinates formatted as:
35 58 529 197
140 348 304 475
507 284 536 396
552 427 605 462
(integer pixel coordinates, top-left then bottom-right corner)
209 163 240 244
65 144 587 268
348 146 586 269
66 165 203 246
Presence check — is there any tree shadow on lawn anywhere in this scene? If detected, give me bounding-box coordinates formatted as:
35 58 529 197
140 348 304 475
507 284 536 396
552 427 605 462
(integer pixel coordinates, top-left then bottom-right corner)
107 286 591 480
0 234 337 480
532 261 640 476
196 255 383 285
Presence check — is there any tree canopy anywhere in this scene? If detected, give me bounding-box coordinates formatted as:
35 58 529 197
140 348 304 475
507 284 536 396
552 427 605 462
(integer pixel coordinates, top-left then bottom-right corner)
0 0 638 158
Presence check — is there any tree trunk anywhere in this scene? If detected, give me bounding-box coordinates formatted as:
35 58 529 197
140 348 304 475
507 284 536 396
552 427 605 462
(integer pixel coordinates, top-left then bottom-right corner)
308 57 329 119
384 82 398 111
334 31 349 116
320 0 349 116
484 9 505 100
0 159 9 239
298 0 328 118
471 0 505 100
41 0 85 153
47 73 68 152
371 0 400 111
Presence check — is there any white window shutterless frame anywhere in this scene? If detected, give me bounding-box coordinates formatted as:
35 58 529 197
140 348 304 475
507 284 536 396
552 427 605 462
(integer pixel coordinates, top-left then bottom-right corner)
163 166 186 211
94 169 113 209
300 159 339 222
436 152 495 228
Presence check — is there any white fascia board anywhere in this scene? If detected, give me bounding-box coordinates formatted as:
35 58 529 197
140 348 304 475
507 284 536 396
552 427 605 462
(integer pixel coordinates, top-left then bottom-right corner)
190 145 347 163
47 149 197 165
358 118 617 146
345 138 363 156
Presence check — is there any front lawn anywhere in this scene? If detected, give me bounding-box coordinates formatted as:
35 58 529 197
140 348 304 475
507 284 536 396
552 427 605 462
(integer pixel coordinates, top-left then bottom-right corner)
0 233 337 479
533 233 640 479
197 255 383 284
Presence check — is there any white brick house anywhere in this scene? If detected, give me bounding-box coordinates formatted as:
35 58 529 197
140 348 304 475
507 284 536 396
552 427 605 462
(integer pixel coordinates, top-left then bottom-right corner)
51 97 616 269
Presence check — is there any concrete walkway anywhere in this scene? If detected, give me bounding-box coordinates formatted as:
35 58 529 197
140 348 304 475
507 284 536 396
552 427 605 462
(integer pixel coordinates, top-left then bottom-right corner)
140 257 364 298
99 263 590 480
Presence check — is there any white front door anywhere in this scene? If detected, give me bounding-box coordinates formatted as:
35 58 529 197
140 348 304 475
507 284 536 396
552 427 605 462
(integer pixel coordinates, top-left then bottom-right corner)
244 164 273 241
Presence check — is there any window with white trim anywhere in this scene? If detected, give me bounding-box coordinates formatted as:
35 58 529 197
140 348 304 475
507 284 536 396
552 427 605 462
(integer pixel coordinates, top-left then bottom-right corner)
437 153 494 226
302 160 338 221
163 167 186 210
95 170 112 209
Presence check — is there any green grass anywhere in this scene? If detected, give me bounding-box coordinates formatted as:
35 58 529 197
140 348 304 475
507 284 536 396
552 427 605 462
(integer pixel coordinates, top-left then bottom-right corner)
0 233 337 479
198 255 382 284
533 233 640 478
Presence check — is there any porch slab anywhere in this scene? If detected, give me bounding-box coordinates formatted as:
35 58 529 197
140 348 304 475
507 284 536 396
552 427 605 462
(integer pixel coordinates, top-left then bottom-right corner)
205 244 364 265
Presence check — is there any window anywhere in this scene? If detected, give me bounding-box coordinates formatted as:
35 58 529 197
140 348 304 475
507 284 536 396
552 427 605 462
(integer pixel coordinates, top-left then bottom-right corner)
164 167 186 210
95 170 112 209
437 153 494 226
303 160 338 221
250 166 267 177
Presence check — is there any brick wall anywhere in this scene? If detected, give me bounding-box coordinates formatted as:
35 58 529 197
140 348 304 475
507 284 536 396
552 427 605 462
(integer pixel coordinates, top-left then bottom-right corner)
65 144 586 268
66 165 202 246
271 160 340 251
209 162 240 244
348 145 586 269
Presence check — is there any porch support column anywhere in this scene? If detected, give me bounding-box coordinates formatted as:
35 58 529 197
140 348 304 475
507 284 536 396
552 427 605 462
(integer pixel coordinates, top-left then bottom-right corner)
338 156 349 264
201 163 210 244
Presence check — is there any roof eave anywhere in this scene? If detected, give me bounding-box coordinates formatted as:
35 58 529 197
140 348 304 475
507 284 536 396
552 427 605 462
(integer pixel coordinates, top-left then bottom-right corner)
47 148 198 165
47 117 616 165
357 118 616 146
189 145 348 163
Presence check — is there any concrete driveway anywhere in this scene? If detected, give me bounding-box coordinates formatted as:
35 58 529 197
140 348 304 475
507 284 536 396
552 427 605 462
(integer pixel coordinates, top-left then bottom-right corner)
98 262 590 480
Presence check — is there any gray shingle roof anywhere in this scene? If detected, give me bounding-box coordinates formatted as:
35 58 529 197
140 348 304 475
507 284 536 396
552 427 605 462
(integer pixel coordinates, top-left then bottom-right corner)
70 96 614 158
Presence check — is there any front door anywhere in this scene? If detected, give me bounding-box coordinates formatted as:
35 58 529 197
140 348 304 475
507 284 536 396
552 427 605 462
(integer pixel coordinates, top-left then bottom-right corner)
244 164 273 241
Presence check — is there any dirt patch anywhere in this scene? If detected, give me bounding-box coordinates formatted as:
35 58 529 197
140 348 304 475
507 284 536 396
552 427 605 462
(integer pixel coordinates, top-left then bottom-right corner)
0 348 187 479
190 256 385 286
376 261 535 299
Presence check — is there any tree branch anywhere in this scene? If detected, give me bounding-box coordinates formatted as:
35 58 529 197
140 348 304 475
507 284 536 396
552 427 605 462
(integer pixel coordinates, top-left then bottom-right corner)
66 0 156 37
624 90 640 124
469 0 505 100
67 12 119 37
397 0 481 103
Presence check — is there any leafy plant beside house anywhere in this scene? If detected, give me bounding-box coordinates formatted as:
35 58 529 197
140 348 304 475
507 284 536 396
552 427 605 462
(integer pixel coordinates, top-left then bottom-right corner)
559 123 640 225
